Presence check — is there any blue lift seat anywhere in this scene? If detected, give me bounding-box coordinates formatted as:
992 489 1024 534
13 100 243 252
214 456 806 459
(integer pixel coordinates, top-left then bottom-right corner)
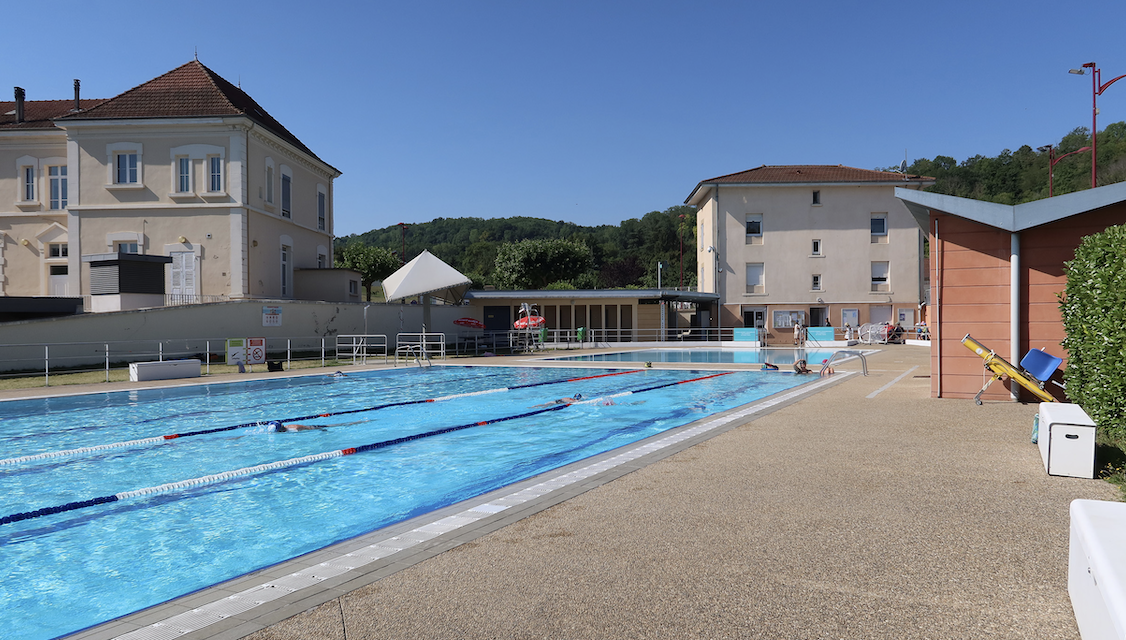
1019 349 1063 387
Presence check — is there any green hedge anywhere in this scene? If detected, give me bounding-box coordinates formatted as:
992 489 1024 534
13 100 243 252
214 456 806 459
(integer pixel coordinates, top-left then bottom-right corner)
1060 224 1126 437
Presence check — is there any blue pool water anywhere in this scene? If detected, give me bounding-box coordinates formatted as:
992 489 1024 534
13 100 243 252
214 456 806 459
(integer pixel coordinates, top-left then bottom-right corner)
0 365 807 640
548 347 838 365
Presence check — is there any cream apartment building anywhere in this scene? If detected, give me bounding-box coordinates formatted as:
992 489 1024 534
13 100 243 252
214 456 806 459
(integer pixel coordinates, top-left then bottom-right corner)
0 61 342 309
686 165 933 339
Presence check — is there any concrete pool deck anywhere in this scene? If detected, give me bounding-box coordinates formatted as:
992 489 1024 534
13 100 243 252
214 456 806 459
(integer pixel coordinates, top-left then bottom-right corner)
36 345 1121 639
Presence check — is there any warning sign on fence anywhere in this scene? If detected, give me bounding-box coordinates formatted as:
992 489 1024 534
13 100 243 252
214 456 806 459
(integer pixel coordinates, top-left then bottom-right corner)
247 337 267 364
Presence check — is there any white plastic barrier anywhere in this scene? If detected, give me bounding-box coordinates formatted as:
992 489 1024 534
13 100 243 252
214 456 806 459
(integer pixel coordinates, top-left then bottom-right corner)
1070 499 1126 640
128 359 201 382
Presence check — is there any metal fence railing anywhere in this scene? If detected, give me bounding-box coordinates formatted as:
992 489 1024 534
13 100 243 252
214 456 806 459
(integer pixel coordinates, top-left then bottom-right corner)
335 334 389 365
0 336 369 386
0 324 909 387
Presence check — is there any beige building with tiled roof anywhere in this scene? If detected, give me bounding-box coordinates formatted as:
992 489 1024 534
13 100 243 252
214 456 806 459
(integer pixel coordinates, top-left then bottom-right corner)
0 61 350 311
686 165 933 340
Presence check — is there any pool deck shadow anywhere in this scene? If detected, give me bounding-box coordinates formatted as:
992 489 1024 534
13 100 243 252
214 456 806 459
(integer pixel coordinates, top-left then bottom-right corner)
56 346 1120 640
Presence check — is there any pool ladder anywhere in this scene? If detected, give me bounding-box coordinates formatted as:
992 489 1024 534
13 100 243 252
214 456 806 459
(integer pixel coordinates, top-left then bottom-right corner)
821 350 868 376
396 345 432 367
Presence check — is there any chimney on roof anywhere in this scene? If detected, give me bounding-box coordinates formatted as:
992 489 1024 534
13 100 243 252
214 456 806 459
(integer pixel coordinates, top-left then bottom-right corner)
14 87 25 123
74 79 80 111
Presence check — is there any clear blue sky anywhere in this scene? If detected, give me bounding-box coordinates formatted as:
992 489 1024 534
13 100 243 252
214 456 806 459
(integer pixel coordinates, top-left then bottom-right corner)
8 0 1126 236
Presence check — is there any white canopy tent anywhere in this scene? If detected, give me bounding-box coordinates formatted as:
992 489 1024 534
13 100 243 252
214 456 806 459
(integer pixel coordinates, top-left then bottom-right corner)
381 250 472 331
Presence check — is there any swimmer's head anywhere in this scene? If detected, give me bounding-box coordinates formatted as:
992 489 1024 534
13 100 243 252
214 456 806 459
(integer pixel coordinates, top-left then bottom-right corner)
270 421 285 432
573 393 583 400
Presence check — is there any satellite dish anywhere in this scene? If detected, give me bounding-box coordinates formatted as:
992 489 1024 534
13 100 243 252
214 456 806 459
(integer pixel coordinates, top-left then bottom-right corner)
899 159 908 173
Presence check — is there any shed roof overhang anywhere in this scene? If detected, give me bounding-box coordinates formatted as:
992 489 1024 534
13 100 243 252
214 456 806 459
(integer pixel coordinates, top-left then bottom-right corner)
895 181 1126 233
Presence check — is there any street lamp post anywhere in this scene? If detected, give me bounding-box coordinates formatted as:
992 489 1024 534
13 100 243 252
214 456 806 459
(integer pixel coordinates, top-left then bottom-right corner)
1070 62 1126 188
1039 144 1092 197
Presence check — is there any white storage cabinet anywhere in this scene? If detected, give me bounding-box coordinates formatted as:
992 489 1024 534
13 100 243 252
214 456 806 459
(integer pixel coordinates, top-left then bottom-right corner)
1038 403 1096 479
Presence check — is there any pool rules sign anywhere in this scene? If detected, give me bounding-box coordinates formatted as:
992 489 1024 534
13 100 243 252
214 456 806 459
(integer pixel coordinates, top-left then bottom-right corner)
262 306 282 327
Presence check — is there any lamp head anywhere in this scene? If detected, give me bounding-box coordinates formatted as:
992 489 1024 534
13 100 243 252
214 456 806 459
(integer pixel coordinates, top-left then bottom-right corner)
1069 69 1086 75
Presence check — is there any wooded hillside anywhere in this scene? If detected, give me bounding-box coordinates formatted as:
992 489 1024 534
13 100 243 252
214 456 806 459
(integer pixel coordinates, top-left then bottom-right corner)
336 206 698 291
903 123 1126 204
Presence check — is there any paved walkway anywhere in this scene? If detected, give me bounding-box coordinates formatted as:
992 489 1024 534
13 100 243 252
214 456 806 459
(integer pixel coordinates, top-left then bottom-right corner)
221 346 1114 640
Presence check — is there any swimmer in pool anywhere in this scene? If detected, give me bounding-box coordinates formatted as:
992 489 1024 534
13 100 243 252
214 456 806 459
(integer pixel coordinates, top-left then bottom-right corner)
533 393 583 407
269 420 363 433
793 359 812 374
761 362 779 370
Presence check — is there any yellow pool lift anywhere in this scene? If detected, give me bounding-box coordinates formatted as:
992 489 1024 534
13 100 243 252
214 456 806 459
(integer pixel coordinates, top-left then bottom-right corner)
961 334 1063 405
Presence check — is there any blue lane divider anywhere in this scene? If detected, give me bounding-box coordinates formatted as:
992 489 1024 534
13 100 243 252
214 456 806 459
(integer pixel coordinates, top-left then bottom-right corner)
0 404 570 526
0 370 644 467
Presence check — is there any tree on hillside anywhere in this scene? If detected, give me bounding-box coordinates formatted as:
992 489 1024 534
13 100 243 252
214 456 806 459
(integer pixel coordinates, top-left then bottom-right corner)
334 243 399 301
492 238 595 289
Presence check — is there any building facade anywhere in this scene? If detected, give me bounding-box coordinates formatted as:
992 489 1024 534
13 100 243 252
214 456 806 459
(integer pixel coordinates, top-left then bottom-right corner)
686 165 932 341
0 61 343 309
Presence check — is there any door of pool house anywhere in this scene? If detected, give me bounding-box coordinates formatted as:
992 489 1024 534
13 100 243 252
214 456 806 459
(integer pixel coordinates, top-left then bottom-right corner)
483 306 511 332
742 307 765 329
809 306 829 328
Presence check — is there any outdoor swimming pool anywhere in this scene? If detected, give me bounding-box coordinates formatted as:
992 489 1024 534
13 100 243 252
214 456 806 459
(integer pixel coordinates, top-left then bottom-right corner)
547 347 839 365
0 365 810 640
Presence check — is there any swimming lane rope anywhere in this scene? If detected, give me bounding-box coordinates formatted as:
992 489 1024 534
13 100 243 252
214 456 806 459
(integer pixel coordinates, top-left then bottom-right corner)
0 404 571 526
0 371 733 526
0 369 644 467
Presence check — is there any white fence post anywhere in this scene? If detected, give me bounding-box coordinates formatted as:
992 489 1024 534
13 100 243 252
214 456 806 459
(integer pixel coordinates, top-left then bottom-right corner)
44 345 49 387
105 343 110 383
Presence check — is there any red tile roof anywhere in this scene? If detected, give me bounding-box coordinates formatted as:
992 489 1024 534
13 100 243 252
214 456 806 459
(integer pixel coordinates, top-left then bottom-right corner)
686 164 933 203
55 61 330 167
0 99 106 130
